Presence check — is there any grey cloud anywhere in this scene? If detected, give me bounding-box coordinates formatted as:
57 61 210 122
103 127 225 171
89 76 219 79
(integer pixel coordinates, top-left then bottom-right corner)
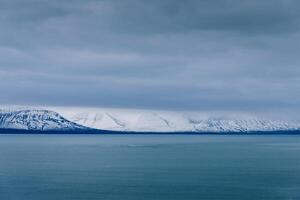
0 0 300 114
108 0 300 34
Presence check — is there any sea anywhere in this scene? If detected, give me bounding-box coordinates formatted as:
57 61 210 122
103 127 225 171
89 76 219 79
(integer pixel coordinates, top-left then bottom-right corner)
0 134 299 200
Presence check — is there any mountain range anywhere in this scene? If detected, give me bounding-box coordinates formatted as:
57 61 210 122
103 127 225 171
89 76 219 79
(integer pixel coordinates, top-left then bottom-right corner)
0 107 300 133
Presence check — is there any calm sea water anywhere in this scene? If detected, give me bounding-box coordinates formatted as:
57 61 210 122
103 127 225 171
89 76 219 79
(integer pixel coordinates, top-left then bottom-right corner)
0 134 300 200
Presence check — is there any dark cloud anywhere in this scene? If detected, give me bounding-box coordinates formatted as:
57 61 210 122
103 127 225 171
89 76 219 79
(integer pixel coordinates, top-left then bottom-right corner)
0 0 300 113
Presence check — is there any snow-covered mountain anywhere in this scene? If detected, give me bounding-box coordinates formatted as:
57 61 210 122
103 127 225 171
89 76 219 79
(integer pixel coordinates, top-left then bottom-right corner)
1 107 300 133
49 107 300 133
0 109 85 131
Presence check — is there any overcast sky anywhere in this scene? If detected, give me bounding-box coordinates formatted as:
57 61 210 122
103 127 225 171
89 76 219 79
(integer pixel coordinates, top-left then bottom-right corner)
1 0 300 113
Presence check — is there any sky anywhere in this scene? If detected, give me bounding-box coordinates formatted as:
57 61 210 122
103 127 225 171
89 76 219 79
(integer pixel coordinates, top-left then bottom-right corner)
1 0 300 113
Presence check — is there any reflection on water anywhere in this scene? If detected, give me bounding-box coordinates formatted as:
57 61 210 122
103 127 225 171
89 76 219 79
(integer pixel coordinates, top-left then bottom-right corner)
0 134 300 200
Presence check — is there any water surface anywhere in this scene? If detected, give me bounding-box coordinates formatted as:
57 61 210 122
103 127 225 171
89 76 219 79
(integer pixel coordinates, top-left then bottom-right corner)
0 134 300 200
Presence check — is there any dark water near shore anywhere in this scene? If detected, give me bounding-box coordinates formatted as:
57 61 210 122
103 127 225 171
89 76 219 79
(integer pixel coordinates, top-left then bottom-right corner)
0 134 300 200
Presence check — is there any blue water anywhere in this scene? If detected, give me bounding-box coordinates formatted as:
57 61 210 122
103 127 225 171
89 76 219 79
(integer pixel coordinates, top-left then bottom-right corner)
0 134 300 200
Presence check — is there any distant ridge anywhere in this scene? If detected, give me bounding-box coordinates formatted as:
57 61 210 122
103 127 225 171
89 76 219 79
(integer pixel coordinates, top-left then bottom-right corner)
0 107 300 134
51 107 300 133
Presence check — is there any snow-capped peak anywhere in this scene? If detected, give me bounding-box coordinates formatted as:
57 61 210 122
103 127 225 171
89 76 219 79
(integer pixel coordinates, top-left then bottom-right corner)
0 109 85 131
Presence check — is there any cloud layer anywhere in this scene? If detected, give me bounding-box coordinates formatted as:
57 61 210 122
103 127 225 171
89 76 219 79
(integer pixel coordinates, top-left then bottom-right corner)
1 0 300 113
